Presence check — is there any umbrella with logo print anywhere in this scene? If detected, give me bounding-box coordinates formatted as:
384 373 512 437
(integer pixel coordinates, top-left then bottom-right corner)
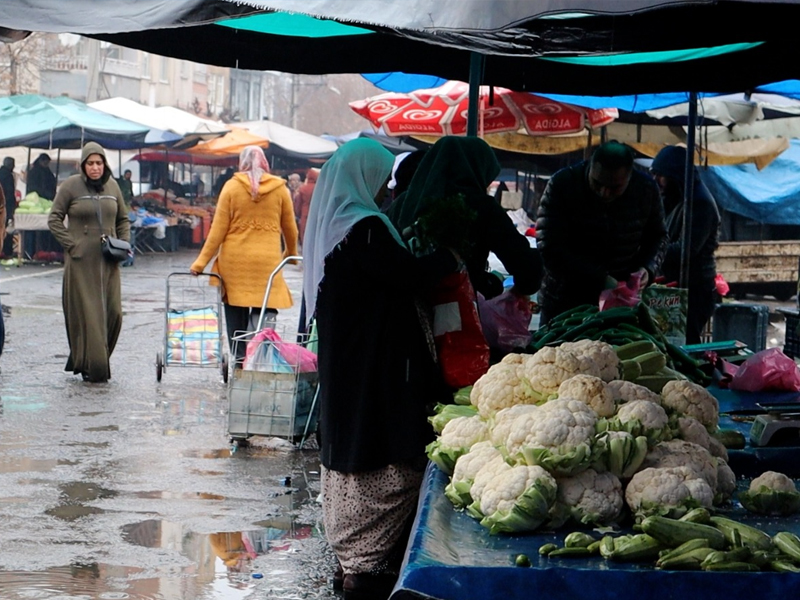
349 80 617 138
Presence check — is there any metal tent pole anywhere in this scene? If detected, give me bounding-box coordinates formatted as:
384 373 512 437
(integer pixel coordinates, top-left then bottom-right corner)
679 91 698 290
467 52 485 137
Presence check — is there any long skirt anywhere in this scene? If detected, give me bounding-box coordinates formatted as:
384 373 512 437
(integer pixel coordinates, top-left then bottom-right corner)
321 462 424 575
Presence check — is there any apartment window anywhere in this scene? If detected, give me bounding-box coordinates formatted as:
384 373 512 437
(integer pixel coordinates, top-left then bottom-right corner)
141 52 150 79
180 60 189 79
159 57 169 83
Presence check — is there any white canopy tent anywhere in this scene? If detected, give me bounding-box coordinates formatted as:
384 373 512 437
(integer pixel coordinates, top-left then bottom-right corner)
236 120 338 161
88 97 229 147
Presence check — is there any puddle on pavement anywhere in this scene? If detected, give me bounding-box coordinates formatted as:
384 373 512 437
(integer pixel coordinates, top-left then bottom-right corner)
86 424 120 432
0 457 74 473
42 481 118 521
0 563 187 600
130 490 225 501
0 394 48 413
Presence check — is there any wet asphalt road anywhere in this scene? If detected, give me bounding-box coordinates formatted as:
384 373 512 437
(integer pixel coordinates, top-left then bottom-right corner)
0 250 339 600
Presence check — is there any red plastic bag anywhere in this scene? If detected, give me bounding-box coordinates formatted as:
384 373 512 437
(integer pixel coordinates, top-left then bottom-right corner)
432 269 490 388
729 347 800 392
599 280 641 311
715 273 730 297
478 290 532 353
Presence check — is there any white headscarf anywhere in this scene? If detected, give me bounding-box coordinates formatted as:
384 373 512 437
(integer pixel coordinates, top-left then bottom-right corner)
238 145 270 199
302 138 402 325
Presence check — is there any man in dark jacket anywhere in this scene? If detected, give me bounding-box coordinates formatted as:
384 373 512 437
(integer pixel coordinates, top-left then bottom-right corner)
27 153 57 200
0 157 15 222
536 141 667 324
651 145 720 344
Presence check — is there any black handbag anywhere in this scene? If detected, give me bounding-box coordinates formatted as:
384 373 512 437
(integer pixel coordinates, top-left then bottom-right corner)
95 197 130 263
101 234 131 262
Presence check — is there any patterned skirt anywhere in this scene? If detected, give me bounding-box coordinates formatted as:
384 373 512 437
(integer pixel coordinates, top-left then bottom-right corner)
321 462 424 575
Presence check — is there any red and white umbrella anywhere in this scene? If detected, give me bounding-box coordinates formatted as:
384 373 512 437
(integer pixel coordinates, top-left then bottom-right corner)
350 80 618 137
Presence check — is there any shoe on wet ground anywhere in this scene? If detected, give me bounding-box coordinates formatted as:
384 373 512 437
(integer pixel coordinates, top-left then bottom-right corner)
342 572 396 600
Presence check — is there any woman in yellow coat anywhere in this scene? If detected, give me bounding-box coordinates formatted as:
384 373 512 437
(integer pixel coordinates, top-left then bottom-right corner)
190 146 298 360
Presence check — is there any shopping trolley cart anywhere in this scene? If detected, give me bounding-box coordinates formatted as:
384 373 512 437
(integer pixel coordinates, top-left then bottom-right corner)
156 272 229 383
227 256 319 449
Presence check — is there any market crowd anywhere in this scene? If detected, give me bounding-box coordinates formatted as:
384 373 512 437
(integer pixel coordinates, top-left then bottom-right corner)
10 136 717 600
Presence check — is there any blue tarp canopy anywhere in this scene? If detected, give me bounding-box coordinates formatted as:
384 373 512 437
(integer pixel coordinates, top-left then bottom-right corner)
0 95 181 150
700 138 800 226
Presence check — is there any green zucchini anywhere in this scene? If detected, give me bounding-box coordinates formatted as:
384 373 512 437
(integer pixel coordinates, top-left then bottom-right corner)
641 516 727 550
709 516 773 551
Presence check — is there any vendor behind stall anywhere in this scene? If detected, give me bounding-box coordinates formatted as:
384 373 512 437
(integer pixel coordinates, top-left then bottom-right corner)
27 153 57 201
536 141 667 325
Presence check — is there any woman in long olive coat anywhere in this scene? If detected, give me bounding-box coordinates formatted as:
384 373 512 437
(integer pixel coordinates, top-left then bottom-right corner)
48 142 130 383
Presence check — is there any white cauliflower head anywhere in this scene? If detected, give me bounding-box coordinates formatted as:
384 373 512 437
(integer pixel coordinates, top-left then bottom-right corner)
522 345 605 395
661 380 719 432
716 459 737 504
469 455 513 507
607 400 670 445
625 466 714 519
556 468 624 526
560 339 621 381
470 360 539 418
676 416 728 461
607 380 662 406
505 398 598 476
474 464 558 534
643 439 718 490
480 464 557 517
439 415 489 449
451 441 503 486
750 471 797 493
445 441 504 508
740 470 800 516
490 404 538 447
557 374 615 417
426 415 489 475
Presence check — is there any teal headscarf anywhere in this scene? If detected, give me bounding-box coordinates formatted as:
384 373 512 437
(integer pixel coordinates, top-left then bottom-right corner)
387 136 501 233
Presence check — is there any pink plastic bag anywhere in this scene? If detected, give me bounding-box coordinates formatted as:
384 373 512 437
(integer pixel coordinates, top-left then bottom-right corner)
478 290 532 353
243 328 317 373
729 347 800 392
599 281 640 311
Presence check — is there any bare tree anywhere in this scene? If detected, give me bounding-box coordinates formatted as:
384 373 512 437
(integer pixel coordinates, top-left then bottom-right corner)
0 32 47 95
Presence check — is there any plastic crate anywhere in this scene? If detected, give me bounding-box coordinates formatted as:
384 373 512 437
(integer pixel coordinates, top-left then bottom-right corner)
712 302 770 352
779 308 800 359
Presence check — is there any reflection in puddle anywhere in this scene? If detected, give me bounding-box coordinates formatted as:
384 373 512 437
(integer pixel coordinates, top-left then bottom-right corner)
0 564 165 600
0 394 48 413
130 490 225 501
64 440 111 449
45 504 105 520
43 481 118 521
0 457 74 474
86 424 120 432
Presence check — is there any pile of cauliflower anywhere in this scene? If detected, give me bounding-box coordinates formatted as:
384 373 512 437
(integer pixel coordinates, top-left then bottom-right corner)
428 340 734 535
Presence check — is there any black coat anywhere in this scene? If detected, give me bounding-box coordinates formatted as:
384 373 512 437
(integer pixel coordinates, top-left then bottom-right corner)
462 193 543 299
316 216 455 473
27 164 57 200
0 167 14 217
536 162 667 317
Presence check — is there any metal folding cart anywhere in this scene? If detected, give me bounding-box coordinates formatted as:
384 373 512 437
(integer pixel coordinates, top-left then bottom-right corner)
156 272 229 383
227 257 319 450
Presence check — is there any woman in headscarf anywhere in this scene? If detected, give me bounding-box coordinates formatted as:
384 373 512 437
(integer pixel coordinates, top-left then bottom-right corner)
387 136 542 300
190 146 298 361
48 142 130 383
303 138 457 600
294 167 318 243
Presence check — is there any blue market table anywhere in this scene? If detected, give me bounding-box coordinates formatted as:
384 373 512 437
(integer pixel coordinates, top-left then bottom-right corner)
390 387 800 600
